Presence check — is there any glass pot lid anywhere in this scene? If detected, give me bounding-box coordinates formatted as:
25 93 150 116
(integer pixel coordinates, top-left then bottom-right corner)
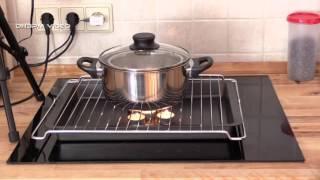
99 33 191 71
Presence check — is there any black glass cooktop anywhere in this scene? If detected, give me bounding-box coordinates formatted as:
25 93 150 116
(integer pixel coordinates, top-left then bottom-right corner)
7 76 304 163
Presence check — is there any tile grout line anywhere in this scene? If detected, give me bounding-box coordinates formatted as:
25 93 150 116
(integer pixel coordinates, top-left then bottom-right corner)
191 0 194 54
18 0 297 62
262 0 266 62
226 0 231 60
155 0 159 37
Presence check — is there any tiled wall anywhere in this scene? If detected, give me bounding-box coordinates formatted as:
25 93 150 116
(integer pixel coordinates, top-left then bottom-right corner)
5 0 320 63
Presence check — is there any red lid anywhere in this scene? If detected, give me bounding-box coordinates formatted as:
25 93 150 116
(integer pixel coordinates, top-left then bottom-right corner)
287 12 320 25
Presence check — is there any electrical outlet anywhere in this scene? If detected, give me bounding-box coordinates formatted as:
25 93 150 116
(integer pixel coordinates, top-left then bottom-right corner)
60 7 85 31
85 5 113 32
35 7 59 32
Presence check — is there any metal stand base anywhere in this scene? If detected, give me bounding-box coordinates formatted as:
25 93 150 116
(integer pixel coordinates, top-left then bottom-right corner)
0 6 44 142
0 70 20 142
8 130 19 142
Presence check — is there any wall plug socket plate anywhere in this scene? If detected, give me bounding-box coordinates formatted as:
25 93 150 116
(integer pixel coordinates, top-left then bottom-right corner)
35 7 60 32
34 3 114 33
85 5 113 32
60 7 85 31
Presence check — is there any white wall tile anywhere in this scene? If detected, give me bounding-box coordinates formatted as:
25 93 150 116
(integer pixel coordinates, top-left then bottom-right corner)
27 22 156 58
156 0 192 20
192 53 229 62
192 54 229 62
118 22 157 44
7 0 318 63
228 0 264 18
289 0 320 12
264 0 289 18
264 19 288 52
5 0 18 23
24 23 122 58
193 0 228 19
21 34 49 57
61 33 120 57
15 0 32 23
228 53 263 62
264 53 286 61
191 21 228 54
228 20 264 53
157 22 192 50
115 0 156 21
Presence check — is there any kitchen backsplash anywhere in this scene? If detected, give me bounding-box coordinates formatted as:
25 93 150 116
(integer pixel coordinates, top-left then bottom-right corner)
5 0 320 63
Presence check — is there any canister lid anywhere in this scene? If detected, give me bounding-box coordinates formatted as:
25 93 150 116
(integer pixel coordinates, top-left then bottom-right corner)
287 12 320 25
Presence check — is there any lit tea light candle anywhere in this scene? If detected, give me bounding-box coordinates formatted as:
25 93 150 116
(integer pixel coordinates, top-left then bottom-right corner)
128 112 145 121
156 109 175 119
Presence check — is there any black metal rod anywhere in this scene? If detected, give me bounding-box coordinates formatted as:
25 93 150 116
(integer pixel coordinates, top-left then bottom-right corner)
0 6 44 101
0 5 44 142
0 50 19 142
0 82 19 142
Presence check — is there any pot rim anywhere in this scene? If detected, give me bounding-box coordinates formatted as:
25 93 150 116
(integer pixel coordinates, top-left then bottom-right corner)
97 44 192 72
100 58 191 73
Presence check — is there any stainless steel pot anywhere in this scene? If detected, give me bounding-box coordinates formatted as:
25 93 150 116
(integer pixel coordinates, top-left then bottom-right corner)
77 33 213 103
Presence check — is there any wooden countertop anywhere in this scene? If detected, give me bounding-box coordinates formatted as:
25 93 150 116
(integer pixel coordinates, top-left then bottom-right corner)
0 62 320 179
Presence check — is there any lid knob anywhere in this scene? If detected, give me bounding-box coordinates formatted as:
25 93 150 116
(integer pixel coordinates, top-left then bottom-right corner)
130 33 160 50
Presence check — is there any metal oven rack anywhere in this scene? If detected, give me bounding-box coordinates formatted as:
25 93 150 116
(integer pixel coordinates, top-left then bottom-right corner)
31 75 246 141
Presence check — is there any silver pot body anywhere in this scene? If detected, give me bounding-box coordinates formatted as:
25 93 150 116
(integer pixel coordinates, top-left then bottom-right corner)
103 64 187 102
77 33 213 102
77 56 213 103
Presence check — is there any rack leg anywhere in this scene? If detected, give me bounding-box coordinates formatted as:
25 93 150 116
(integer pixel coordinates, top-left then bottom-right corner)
0 81 19 142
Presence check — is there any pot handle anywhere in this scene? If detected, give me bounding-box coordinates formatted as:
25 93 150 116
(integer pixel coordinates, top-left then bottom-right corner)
189 56 214 77
77 57 101 78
